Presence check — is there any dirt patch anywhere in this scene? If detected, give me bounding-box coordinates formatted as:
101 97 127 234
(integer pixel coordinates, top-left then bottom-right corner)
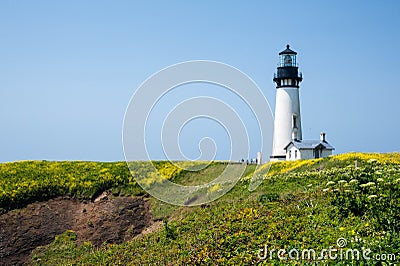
138 220 163 237
0 193 152 266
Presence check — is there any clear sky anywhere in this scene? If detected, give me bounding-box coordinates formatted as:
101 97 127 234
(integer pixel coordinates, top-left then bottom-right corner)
1 0 400 162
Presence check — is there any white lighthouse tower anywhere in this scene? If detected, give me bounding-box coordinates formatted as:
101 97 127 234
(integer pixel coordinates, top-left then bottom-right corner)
270 45 303 161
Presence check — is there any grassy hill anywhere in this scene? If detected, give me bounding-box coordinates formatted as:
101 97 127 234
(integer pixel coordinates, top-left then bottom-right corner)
2 153 400 265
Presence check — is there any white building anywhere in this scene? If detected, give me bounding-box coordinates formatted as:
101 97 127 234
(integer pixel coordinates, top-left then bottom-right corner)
284 132 334 161
270 45 334 161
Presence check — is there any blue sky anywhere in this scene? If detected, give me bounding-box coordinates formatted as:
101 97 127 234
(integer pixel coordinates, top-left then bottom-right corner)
1 1 400 162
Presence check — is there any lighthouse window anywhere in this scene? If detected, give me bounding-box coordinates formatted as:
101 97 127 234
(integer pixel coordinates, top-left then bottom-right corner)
292 115 297 129
284 55 292 66
283 54 296 67
295 150 298 159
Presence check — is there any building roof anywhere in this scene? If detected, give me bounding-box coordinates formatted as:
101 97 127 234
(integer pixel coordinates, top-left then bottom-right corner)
284 140 335 150
279 44 297 55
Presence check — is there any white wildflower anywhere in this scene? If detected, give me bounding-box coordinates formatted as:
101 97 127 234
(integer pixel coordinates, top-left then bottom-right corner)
349 179 358 184
360 182 375 188
326 181 335 186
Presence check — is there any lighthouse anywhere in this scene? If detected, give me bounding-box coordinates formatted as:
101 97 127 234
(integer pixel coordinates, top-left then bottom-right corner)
270 45 335 161
270 45 303 161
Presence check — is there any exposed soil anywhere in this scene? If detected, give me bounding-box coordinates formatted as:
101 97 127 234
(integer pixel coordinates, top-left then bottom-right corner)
0 192 153 266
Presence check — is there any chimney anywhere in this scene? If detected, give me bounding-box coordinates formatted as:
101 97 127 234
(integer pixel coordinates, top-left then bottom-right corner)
320 132 326 142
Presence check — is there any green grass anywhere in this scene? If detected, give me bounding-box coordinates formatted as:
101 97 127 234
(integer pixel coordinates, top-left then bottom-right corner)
0 160 135 210
3 153 400 265
149 162 257 220
0 160 231 211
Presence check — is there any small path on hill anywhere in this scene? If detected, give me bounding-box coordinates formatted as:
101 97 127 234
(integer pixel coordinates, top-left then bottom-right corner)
0 193 152 266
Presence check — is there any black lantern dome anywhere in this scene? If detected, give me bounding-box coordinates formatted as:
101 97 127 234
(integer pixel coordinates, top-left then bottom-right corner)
273 45 302 88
